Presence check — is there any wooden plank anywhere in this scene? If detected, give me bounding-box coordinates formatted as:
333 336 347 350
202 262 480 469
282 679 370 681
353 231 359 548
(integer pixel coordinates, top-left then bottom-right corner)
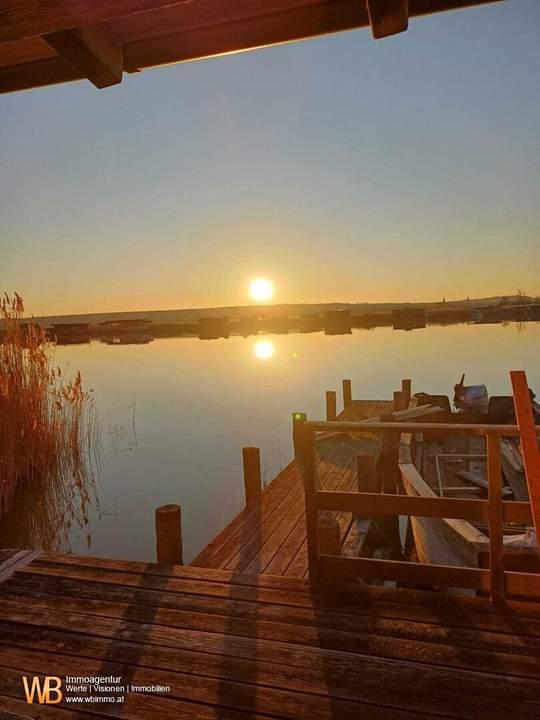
0 695 80 719
265 442 361 574
0 54 84 93
0 35 57 67
43 23 123 88
511 370 540 545
27 551 540 621
318 489 489 522
13 569 540 654
306 420 540 435
241 443 353 574
2 621 539 720
26 550 540 616
0 0 212 42
320 554 491 590
367 0 409 39
302 424 319 583
14 554 540 630
0 663 275 720
0 0 507 45
0 550 40 584
455 469 512 497
190 461 298 568
487 435 505 603
2 592 539 683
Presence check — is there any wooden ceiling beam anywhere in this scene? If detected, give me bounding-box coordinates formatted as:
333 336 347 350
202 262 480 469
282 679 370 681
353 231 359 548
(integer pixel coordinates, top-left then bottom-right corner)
0 0 507 93
0 55 84 93
0 0 504 44
43 24 123 88
0 0 193 43
366 0 409 39
125 0 368 71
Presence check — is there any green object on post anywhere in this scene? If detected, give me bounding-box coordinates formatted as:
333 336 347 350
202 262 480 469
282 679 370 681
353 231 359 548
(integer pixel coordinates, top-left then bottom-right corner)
292 412 307 460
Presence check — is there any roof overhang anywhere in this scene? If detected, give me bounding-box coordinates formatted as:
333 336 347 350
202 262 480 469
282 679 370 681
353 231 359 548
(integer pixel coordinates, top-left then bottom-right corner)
0 0 505 94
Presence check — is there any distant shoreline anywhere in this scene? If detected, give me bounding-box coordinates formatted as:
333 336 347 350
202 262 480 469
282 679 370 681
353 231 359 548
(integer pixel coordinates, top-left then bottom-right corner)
20 294 540 327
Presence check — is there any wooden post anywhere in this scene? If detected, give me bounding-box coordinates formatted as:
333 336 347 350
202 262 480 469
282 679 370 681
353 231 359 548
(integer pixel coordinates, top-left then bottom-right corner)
510 370 540 542
318 514 341 555
155 504 182 566
487 435 505 604
380 414 399 493
326 390 337 421
401 378 412 409
342 379 352 409
292 412 307 461
356 451 379 494
301 424 319 584
393 390 404 412
242 447 261 506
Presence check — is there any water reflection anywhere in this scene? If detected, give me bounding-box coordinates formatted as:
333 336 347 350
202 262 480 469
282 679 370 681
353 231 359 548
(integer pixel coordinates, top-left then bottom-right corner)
254 339 275 360
4 321 538 564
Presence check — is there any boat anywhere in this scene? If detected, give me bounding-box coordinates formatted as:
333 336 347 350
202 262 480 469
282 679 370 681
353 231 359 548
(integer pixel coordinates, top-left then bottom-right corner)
399 382 539 590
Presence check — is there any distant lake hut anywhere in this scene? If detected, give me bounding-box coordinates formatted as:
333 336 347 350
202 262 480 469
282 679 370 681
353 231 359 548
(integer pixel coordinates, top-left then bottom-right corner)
48 323 90 344
470 307 502 325
98 318 152 333
324 310 352 335
392 308 426 331
103 333 153 345
297 314 322 333
235 316 260 337
260 316 289 334
198 316 230 340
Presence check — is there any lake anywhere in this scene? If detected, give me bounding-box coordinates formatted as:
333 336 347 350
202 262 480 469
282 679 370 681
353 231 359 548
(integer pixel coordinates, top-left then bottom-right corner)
4 321 539 563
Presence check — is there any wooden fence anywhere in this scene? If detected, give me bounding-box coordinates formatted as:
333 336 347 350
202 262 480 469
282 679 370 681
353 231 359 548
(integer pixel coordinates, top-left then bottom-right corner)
301 419 540 603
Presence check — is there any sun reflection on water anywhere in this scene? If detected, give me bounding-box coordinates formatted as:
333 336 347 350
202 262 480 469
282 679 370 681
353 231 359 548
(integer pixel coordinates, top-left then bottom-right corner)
253 339 275 360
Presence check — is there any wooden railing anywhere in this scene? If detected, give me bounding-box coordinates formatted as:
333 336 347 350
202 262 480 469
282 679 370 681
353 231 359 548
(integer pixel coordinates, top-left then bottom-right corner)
300 420 540 602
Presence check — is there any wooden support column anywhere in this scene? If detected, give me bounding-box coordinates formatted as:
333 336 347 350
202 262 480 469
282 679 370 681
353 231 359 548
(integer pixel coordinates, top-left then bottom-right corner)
326 390 337 421
318 514 341 555
242 447 262 506
292 412 307 461
401 378 412 409
357 451 379 494
43 24 123 88
510 370 540 541
342 379 352 409
487 435 505 604
380 414 399 493
302 425 319 584
155 504 182 565
366 0 409 39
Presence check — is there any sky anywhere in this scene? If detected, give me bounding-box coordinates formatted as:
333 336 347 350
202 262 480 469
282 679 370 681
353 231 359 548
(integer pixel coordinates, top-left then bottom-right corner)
1 1 540 316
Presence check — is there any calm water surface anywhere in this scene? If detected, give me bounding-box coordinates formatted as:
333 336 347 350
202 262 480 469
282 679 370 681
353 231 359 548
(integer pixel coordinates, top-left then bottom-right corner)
15 322 540 562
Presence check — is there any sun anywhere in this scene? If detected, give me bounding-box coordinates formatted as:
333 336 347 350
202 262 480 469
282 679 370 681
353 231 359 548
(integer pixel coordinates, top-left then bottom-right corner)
249 277 274 303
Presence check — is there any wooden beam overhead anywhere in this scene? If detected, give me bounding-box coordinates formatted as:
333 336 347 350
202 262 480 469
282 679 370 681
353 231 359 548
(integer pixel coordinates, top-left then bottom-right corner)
43 24 123 88
366 0 409 39
0 0 193 43
0 0 505 44
0 0 508 94
0 55 84 93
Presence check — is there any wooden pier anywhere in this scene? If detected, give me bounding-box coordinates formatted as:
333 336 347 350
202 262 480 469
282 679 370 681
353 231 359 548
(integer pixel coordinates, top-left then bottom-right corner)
1 549 540 719
1 381 540 716
191 399 394 577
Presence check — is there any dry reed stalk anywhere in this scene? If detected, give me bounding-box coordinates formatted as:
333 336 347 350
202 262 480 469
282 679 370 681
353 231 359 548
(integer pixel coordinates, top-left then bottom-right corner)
0 293 98 548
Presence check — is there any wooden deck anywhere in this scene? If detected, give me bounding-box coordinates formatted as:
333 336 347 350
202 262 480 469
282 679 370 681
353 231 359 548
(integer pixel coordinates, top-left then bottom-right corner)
1 549 540 719
191 400 394 577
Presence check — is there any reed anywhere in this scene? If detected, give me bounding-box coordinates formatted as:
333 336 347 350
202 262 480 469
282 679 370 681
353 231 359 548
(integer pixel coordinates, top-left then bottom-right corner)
0 293 98 547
